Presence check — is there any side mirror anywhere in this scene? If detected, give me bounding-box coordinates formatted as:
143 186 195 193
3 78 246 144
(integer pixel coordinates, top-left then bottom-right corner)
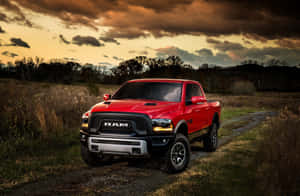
191 96 206 104
103 94 111 101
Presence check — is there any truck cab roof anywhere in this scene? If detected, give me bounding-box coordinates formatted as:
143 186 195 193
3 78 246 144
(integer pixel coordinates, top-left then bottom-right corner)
128 78 199 83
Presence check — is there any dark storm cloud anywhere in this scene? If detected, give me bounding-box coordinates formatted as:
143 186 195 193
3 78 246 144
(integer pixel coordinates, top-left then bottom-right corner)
206 38 245 52
195 49 213 57
100 0 300 39
242 38 253 45
2 0 300 40
127 0 194 11
112 56 123 61
0 0 33 27
63 57 78 61
0 13 8 22
207 38 300 65
206 38 221 45
99 37 120 45
2 51 18 58
1 0 123 30
205 38 300 65
72 35 104 47
156 45 300 66
128 50 148 55
9 38 30 48
0 26 5 33
1 0 300 60
59 34 70 44
275 39 300 49
156 46 235 66
156 47 199 62
241 47 300 65
244 34 268 43
102 28 150 40
59 34 105 47
140 51 148 55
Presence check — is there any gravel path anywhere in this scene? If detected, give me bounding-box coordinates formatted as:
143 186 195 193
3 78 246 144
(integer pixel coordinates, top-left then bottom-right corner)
7 111 276 196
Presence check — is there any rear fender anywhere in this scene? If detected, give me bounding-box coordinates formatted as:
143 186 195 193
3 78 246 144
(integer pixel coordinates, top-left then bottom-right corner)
211 113 220 129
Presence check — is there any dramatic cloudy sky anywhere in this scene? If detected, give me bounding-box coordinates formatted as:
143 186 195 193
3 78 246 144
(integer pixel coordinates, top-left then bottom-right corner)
0 0 300 66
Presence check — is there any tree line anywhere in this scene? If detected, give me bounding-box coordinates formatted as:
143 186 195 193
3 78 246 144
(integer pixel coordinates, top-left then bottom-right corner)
1 56 300 92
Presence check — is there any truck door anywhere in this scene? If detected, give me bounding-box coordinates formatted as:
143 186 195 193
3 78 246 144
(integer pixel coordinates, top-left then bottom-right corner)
185 83 209 134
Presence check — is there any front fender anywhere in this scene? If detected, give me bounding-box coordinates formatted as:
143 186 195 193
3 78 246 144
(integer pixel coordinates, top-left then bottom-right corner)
174 120 188 135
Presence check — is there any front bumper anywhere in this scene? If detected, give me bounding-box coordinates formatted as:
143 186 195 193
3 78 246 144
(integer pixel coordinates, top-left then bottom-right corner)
80 131 174 156
88 137 148 156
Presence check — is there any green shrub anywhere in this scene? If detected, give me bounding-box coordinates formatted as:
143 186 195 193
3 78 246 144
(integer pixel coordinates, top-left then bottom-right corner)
230 80 256 95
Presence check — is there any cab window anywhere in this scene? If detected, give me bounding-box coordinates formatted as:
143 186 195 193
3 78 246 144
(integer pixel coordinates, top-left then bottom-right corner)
185 83 202 105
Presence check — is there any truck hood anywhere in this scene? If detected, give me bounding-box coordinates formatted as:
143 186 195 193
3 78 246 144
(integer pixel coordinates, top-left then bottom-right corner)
91 99 181 119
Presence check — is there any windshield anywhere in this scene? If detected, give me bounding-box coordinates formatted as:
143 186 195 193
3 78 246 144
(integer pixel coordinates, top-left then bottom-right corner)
112 82 182 102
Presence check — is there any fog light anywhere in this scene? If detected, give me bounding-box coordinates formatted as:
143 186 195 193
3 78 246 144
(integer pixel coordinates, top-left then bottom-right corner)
91 145 98 151
132 148 141 154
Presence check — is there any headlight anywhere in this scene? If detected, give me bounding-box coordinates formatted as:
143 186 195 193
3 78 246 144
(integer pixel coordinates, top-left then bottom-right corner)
152 119 173 132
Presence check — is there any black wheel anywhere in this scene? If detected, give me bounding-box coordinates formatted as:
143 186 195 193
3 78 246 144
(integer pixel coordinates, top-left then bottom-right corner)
203 122 218 152
81 144 112 167
164 133 190 173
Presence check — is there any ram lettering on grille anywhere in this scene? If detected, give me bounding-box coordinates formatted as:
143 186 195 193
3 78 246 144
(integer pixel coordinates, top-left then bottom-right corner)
103 122 129 128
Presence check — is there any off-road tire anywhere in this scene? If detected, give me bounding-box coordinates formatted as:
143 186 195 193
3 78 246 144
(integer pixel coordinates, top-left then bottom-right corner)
163 133 190 173
203 122 218 152
81 144 112 167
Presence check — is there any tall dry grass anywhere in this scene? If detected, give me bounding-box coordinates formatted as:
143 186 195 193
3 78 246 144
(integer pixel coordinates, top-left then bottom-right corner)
0 80 120 188
256 107 300 196
207 92 300 109
0 80 104 141
230 80 256 95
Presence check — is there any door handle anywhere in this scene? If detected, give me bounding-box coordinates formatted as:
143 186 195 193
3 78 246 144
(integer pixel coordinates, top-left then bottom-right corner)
195 109 201 112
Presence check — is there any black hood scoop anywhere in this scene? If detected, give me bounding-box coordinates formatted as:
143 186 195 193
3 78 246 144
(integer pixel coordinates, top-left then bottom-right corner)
144 102 157 106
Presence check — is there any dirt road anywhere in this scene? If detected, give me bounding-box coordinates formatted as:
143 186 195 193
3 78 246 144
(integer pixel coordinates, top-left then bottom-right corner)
7 111 276 196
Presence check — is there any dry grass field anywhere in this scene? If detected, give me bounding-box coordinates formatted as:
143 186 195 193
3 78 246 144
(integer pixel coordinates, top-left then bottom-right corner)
0 78 299 195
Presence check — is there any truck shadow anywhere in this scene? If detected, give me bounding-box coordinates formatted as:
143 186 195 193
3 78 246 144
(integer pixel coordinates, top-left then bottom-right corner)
191 146 205 152
97 156 163 171
190 141 205 152
122 143 206 171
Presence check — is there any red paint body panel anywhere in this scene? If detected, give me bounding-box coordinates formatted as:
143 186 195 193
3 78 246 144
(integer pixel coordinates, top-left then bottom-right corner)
91 79 221 134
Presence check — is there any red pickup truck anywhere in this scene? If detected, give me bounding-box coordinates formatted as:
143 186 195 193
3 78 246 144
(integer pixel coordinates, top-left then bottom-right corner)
80 79 221 173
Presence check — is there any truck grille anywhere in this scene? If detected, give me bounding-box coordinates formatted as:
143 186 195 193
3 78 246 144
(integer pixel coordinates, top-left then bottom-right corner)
89 112 151 136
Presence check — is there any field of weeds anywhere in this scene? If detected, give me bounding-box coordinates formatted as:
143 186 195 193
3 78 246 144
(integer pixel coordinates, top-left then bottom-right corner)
0 79 116 138
0 78 300 194
0 79 117 191
150 108 300 196
207 92 300 110
256 107 300 195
